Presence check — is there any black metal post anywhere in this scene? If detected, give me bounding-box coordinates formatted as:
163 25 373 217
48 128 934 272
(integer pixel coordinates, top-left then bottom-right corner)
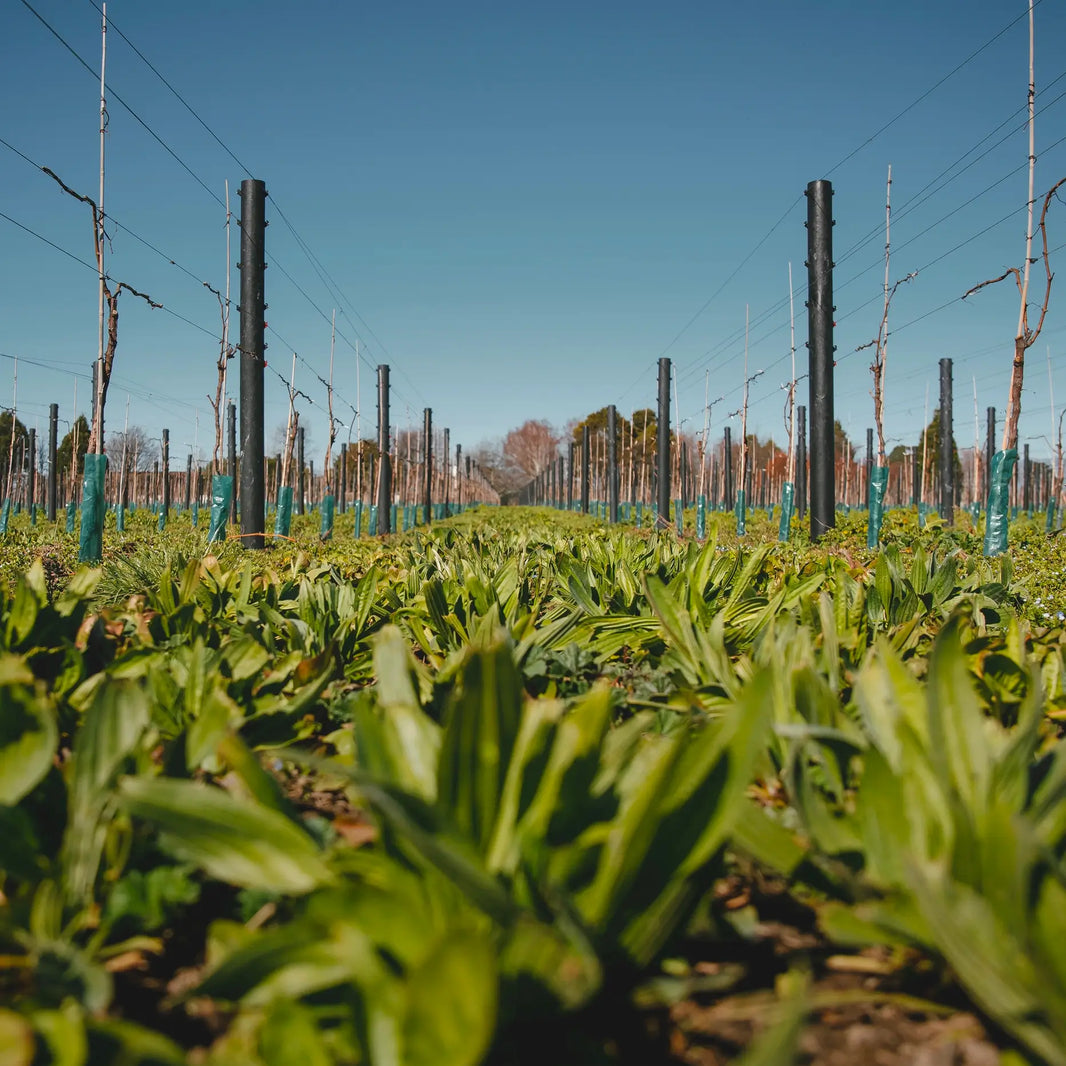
161 429 170 517
567 442 574 509
227 399 238 521
185 454 192 511
581 424 590 514
442 428 450 515
297 426 306 515
865 427 874 506
656 357 671 526
985 407 995 503
238 178 266 549
339 447 347 513
796 405 807 519
376 365 391 532
456 443 462 509
723 427 734 509
27 427 35 514
912 448 920 507
423 408 432 523
47 403 58 521
608 404 619 522
1023 444 1031 511
806 179 835 541
939 357 954 523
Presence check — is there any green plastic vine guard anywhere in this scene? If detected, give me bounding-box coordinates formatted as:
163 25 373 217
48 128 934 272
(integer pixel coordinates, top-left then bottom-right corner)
208 475 233 544
866 466 889 549
635 503 643 527
66 501 76 533
735 488 746 537
320 494 335 540
984 449 1017 557
354 501 364 538
274 486 294 538
368 505 378 536
78 453 107 563
778 482 795 542
696 495 706 540
1046 496 1056 532
116 505 125 533
675 499 683 535
0 499 9 535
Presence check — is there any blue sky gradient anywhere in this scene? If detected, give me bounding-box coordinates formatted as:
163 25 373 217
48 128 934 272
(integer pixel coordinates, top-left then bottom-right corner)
2 0 1066 467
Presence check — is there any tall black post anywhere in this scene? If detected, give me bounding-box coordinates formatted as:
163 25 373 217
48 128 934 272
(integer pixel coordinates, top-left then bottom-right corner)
938 357 954 523
297 426 306 515
796 405 807 519
161 429 170 517
185 454 192 511
339 448 347 513
557 455 564 509
912 448 920 507
376 365 391 532
227 399 238 521
656 357 671 526
567 442 574 509
985 407 995 503
579 425 589 514
723 427 734 509
456 443 463 509
865 427 874 507
423 408 433 523
27 427 36 514
239 178 266 549
1023 443 1031 511
806 179 835 541
440 428 449 515
607 404 619 522
47 403 58 521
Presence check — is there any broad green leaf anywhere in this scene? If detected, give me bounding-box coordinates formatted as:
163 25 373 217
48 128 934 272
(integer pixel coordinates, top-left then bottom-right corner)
30 1003 88 1066
118 776 332 894
0 663 57 806
437 636 523 854
258 1002 333 1066
63 680 151 902
0 1009 35 1066
403 930 498 1066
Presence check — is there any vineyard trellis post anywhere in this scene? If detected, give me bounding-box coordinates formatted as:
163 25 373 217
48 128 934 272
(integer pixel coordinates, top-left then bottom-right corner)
608 404 619 523
297 426 306 516
161 429 170 521
806 178 835 541
376 365 391 533
185 454 192 512
27 427 36 522
656 357 671 528
1019 443 1027 513
796 405 807 520
939 358 954 523
723 427 734 510
423 408 432 524
227 400 237 522
47 403 58 522
581 424 590 515
442 428 450 516
567 441 574 511
238 177 267 550
456 443 463 511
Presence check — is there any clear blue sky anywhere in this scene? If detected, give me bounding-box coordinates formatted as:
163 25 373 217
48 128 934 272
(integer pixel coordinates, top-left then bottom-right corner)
2 0 1066 469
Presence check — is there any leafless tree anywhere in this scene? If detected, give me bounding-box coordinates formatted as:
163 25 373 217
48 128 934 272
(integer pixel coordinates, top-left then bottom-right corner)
41 167 159 454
